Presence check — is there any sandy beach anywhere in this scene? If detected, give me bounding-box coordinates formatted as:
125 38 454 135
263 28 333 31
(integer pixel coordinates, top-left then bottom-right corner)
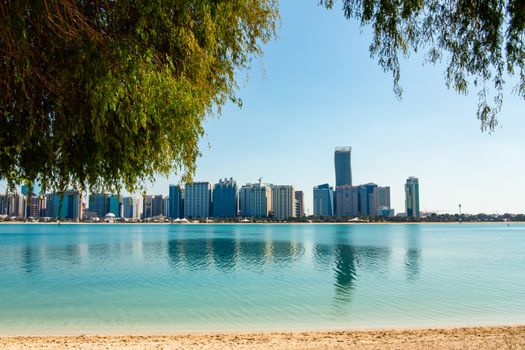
1 326 524 349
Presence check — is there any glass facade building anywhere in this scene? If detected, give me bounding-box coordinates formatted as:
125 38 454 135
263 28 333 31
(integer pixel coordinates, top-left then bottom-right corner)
184 182 211 219
313 183 334 217
334 146 352 187
405 177 420 217
335 185 359 217
88 193 121 217
358 183 379 216
46 191 79 220
212 178 238 218
108 195 121 216
143 195 165 219
168 185 184 219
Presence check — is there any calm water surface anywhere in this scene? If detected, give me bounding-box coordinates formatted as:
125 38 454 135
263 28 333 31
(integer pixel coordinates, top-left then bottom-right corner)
0 223 524 334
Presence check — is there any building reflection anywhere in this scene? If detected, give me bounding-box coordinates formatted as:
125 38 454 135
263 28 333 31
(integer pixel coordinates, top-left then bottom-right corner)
21 246 40 273
405 225 422 281
312 226 392 309
166 234 305 272
210 238 237 272
332 243 358 305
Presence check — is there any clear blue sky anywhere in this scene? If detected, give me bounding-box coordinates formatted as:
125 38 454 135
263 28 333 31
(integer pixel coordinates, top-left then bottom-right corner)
145 1 525 215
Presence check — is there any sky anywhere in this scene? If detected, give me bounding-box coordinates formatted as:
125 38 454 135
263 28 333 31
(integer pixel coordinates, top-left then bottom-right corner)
143 0 525 215
7 1 525 215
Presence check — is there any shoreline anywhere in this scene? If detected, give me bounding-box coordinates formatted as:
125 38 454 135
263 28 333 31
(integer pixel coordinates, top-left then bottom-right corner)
1 221 524 225
1 325 523 349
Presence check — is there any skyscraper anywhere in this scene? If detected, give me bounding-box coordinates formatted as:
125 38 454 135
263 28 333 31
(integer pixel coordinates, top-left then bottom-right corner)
47 191 80 220
4 193 25 217
88 193 121 217
212 178 238 218
405 177 420 217
168 185 184 219
294 191 305 217
143 194 165 219
239 181 272 218
334 185 359 217
29 195 46 217
358 183 379 216
271 185 295 220
377 186 391 209
313 184 334 217
184 182 211 219
334 146 352 187
88 193 109 217
122 196 142 220
108 195 121 216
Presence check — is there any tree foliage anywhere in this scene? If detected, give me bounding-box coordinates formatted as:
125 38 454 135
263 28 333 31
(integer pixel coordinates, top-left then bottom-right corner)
0 1 278 194
322 0 525 131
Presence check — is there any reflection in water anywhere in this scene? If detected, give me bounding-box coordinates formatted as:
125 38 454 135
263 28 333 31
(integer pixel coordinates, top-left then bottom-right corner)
65 244 81 265
313 238 392 309
166 236 305 272
210 238 237 272
313 244 333 270
21 246 40 273
167 239 185 271
405 226 422 281
332 243 358 306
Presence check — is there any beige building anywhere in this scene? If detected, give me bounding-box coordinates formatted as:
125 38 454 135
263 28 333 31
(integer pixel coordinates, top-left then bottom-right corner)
239 181 272 218
271 185 295 220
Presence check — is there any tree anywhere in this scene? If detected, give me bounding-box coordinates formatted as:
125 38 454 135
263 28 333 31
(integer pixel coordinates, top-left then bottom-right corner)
322 0 525 131
0 1 278 194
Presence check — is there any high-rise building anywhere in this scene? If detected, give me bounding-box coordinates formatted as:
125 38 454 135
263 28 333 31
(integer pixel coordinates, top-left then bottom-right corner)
335 185 359 217
377 186 391 209
46 191 80 220
294 191 305 217
89 193 109 217
29 195 46 217
143 195 165 219
212 178 238 218
168 185 184 219
122 196 142 220
405 177 420 217
271 185 294 220
0 195 8 215
3 193 26 217
108 195 121 216
358 183 379 216
239 181 272 218
45 193 55 218
313 184 334 217
184 182 211 219
334 146 352 187
88 193 121 217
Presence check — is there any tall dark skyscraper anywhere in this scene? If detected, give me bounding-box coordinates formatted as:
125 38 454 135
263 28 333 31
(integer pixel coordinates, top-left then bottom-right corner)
168 185 184 219
405 177 420 217
334 146 352 187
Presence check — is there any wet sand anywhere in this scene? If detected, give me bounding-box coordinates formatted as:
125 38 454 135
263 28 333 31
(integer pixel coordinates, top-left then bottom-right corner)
1 325 524 349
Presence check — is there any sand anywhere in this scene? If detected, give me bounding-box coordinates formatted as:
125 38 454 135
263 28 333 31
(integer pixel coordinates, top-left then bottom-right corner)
0 326 524 349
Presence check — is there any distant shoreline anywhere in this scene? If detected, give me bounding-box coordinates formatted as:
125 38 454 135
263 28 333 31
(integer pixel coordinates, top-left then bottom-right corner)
1 221 524 225
0 325 523 349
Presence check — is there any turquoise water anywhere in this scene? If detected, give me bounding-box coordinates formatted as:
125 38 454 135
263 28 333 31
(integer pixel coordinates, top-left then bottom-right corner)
0 223 524 335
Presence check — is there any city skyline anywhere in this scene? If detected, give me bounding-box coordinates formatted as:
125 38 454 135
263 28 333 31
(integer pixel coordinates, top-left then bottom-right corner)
138 1 525 215
2 2 524 215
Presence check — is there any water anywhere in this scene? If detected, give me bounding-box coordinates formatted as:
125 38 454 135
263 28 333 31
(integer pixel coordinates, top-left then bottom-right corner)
0 223 524 335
